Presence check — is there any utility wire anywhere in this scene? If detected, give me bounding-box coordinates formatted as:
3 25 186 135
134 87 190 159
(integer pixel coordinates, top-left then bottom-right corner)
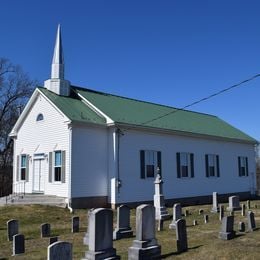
136 72 260 127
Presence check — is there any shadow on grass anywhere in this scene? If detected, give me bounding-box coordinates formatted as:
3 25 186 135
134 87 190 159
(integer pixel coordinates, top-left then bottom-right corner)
161 245 203 259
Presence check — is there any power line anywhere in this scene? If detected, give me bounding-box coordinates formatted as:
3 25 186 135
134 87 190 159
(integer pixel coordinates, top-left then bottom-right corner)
137 72 260 127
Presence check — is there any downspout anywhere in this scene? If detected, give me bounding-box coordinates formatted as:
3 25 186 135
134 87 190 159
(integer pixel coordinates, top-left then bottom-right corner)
67 125 73 213
116 128 123 194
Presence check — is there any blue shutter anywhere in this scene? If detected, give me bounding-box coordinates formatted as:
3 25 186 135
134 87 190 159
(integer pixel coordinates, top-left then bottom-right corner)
157 151 162 176
246 157 249 176
140 150 145 179
176 152 181 178
190 153 194 178
216 155 220 177
238 157 241 176
205 155 209 177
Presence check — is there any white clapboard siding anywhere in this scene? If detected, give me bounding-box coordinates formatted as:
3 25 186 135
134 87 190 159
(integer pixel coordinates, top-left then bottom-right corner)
70 126 108 197
115 130 256 204
14 94 70 197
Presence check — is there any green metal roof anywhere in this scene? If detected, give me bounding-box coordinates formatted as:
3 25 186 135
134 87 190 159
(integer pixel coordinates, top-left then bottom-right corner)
38 87 106 125
75 87 256 143
38 86 257 143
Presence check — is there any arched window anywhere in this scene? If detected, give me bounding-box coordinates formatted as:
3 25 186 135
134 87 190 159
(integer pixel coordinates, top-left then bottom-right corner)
36 113 44 121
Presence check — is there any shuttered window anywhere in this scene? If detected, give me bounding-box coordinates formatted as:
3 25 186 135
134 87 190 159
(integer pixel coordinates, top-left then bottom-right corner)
140 150 161 179
54 151 62 182
176 152 194 178
50 151 66 183
205 154 220 178
238 156 248 177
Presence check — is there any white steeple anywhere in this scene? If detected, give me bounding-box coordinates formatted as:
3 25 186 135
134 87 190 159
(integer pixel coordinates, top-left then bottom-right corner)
44 24 70 96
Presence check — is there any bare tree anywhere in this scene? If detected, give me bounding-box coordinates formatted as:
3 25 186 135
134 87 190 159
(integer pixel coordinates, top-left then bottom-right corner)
0 58 36 196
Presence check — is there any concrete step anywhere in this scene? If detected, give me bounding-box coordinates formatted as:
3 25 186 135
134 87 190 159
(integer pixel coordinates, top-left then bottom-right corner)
0 194 67 208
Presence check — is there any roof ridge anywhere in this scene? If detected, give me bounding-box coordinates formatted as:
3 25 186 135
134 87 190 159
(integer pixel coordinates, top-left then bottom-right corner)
72 85 218 119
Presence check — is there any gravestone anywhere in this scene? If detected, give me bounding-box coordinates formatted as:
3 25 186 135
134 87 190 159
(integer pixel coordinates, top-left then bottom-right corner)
49 236 58 245
128 204 161 260
47 241 72 260
153 174 170 220
241 204 246 217
71 216 79 233
169 203 182 229
247 200 251 209
198 209 204 215
238 222 245 232
83 208 94 246
219 216 236 240
12 234 25 255
176 219 188 253
219 205 224 221
247 211 256 232
41 223 51 238
211 192 219 213
193 220 198 226
204 215 209 224
83 208 119 259
184 209 189 217
227 196 241 211
157 219 164 231
7 219 19 241
113 205 133 240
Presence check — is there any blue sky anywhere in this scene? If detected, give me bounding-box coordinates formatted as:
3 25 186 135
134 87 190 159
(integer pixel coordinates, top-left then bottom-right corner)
1 0 260 141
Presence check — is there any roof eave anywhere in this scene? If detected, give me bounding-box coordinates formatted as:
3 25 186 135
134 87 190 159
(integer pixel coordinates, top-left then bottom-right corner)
113 122 257 145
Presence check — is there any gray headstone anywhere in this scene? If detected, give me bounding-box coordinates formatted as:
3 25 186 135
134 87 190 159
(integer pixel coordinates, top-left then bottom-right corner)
49 236 58 245
204 215 209 224
241 204 246 217
83 208 94 246
238 222 245 232
227 196 241 211
7 219 19 241
47 241 72 260
72 216 79 233
219 216 236 240
169 203 182 229
211 192 219 213
12 234 25 255
176 219 188 253
128 204 161 260
113 205 133 240
219 205 224 221
247 211 256 232
83 208 119 260
153 174 170 220
41 223 51 238
184 209 189 217
198 209 204 215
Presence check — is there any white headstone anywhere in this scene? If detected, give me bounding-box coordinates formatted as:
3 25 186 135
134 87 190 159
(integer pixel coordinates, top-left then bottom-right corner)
153 174 170 220
128 204 161 259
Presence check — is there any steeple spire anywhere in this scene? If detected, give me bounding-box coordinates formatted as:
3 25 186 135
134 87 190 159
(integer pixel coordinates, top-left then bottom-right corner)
44 25 70 96
51 24 64 79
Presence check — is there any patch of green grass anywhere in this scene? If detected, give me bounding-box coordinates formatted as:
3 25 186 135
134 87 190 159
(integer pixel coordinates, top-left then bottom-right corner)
0 202 260 259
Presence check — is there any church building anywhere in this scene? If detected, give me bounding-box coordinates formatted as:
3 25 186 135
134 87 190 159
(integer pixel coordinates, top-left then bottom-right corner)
10 26 258 209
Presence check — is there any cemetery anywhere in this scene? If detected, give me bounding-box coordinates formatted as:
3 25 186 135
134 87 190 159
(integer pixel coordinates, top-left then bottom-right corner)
0 196 260 259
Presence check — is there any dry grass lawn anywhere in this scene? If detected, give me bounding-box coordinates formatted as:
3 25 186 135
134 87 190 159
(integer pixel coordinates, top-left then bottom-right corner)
0 201 260 259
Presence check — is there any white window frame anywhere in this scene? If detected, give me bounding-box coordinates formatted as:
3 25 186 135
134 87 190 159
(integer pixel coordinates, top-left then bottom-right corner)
207 154 218 177
179 152 192 178
238 156 248 177
54 151 62 182
20 154 27 181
